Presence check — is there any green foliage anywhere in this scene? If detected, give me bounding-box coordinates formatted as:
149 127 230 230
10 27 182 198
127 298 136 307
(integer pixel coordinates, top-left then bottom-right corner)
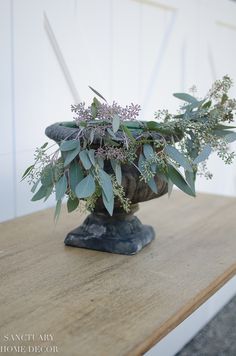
88 86 107 102
21 165 34 180
63 145 81 166
24 76 236 220
112 114 120 133
173 92 199 104
41 165 54 186
55 174 67 201
102 191 114 216
143 144 154 159
193 145 212 164
69 162 84 193
79 149 92 170
67 196 79 213
167 164 195 197
165 145 193 172
31 185 48 201
60 140 79 151
98 169 114 203
111 160 122 185
75 174 95 198
146 177 158 194
54 199 62 222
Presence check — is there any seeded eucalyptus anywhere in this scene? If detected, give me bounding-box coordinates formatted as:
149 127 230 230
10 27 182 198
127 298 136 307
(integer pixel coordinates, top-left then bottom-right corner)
22 76 236 219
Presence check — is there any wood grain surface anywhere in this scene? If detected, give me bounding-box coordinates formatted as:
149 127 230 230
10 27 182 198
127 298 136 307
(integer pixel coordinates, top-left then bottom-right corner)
0 192 236 356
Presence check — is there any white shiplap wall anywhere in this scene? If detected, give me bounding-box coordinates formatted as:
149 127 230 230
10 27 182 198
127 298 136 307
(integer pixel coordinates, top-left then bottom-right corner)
1 0 236 222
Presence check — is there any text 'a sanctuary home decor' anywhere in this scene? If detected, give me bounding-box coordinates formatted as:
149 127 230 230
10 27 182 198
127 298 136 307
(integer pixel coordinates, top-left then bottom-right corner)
22 76 236 255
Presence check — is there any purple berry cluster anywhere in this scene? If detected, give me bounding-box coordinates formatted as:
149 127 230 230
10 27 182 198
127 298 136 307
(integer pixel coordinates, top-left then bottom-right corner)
96 146 126 161
71 101 141 124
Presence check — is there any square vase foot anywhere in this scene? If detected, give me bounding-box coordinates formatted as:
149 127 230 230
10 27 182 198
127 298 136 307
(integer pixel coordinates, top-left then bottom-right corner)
64 212 155 255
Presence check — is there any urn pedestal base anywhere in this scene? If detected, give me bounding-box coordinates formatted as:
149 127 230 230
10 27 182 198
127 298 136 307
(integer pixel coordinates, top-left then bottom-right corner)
64 208 155 255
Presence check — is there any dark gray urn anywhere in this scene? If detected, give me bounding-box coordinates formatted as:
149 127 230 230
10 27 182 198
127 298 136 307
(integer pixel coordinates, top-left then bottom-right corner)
45 123 168 255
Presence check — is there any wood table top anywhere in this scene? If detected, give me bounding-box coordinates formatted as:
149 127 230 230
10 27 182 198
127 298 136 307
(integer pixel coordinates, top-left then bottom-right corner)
0 191 236 356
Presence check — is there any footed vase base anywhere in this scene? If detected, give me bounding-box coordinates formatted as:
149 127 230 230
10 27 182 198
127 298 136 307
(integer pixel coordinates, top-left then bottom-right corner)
64 212 155 255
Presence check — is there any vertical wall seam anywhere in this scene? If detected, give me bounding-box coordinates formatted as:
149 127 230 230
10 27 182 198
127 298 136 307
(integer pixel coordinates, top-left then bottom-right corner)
138 1 143 105
110 0 114 101
10 0 17 218
142 10 177 114
181 40 186 91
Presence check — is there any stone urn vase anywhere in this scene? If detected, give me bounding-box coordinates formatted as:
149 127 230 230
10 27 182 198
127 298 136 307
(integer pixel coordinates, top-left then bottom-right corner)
46 123 168 255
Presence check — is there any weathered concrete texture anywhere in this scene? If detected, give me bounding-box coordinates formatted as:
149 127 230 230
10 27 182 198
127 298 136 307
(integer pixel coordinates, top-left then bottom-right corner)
177 295 236 356
64 211 155 255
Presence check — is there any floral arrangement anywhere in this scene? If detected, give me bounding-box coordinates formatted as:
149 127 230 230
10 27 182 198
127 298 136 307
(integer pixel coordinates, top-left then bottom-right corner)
22 76 236 220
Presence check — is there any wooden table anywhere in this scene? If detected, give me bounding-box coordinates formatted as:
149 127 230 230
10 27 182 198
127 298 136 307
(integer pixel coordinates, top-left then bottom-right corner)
0 192 236 356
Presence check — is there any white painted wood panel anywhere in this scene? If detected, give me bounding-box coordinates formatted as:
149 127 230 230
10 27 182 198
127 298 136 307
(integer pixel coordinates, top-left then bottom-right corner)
0 0 236 220
0 0 14 155
0 154 15 221
112 0 141 105
0 0 15 221
195 0 236 196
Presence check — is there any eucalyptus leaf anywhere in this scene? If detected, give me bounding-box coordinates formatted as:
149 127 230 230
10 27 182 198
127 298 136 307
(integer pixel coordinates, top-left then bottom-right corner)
89 128 95 143
21 165 34 180
213 129 236 138
97 157 104 169
107 128 117 139
151 163 157 173
185 170 196 195
225 132 236 143
202 100 212 109
221 93 228 104
91 103 98 118
41 165 54 187
98 169 113 202
79 150 92 170
121 124 135 142
67 196 79 213
31 185 48 201
40 142 48 149
103 138 120 147
173 92 198 104
60 140 79 152
145 121 158 130
165 145 193 172
145 121 176 135
75 174 95 198
88 86 107 102
63 145 81 167
43 186 53 202
69 162 84 192
138 153 145 173
54 199 62 222
111 160 122 185
147 177 158 194
167 164 195 197
93 97 101 107
193 145 212 164
124 121 143 129
31 178 40 193
102 191 114 216
214 124 236 130
55 174 67 201
143 144 154 159
112 114 120 133
88 149 96 166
